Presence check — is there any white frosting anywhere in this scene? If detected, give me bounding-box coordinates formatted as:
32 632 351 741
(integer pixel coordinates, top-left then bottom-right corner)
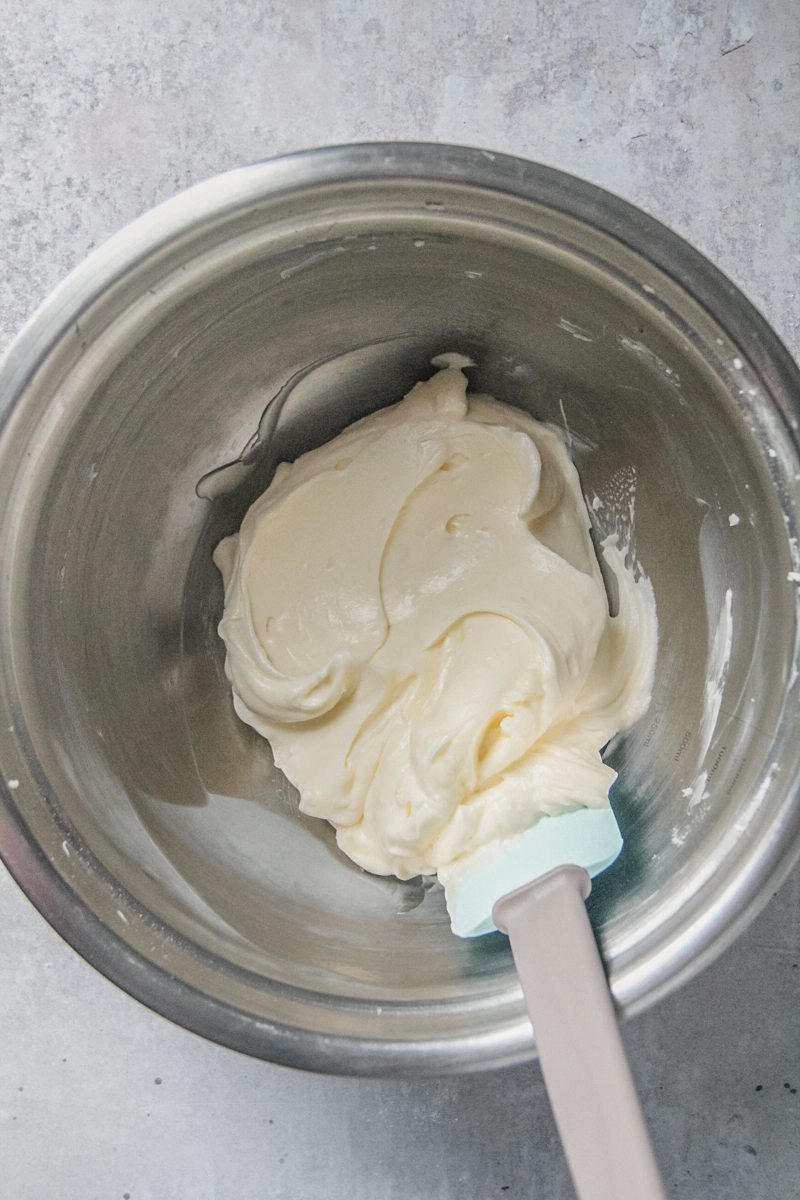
215 362 657 883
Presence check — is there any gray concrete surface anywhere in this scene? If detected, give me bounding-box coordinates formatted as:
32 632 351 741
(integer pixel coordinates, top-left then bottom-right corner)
1 1 799 1197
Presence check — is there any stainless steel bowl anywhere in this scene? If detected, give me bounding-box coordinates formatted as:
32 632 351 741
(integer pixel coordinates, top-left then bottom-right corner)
1 144 799 1076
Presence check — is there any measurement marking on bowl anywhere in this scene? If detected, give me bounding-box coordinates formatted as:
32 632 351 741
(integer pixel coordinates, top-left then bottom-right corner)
707 744 727 780
726 760 747 797
673 730 692 763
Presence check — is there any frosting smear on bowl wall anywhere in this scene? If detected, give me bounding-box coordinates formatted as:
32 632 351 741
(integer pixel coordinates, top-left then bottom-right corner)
214 357 658 898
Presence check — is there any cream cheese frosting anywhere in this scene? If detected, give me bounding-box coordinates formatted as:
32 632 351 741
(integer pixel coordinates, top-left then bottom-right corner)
214 359 657 884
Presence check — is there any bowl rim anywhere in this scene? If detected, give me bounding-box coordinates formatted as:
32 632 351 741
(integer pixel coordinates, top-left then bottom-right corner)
2 141 800 1076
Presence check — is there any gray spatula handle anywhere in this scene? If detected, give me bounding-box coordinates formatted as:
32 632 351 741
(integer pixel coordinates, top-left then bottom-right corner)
493 866 666 1200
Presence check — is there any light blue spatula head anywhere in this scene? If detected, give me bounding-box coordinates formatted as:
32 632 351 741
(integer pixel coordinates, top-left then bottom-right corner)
443 805 623 937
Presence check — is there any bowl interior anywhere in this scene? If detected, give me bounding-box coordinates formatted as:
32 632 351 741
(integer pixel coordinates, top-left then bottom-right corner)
3 153 799 1068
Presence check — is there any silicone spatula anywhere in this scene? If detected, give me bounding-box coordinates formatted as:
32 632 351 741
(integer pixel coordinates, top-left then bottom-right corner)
444 806 666 1200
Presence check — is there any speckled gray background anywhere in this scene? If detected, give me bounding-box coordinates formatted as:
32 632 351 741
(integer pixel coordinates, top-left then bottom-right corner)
1 2 799 1198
